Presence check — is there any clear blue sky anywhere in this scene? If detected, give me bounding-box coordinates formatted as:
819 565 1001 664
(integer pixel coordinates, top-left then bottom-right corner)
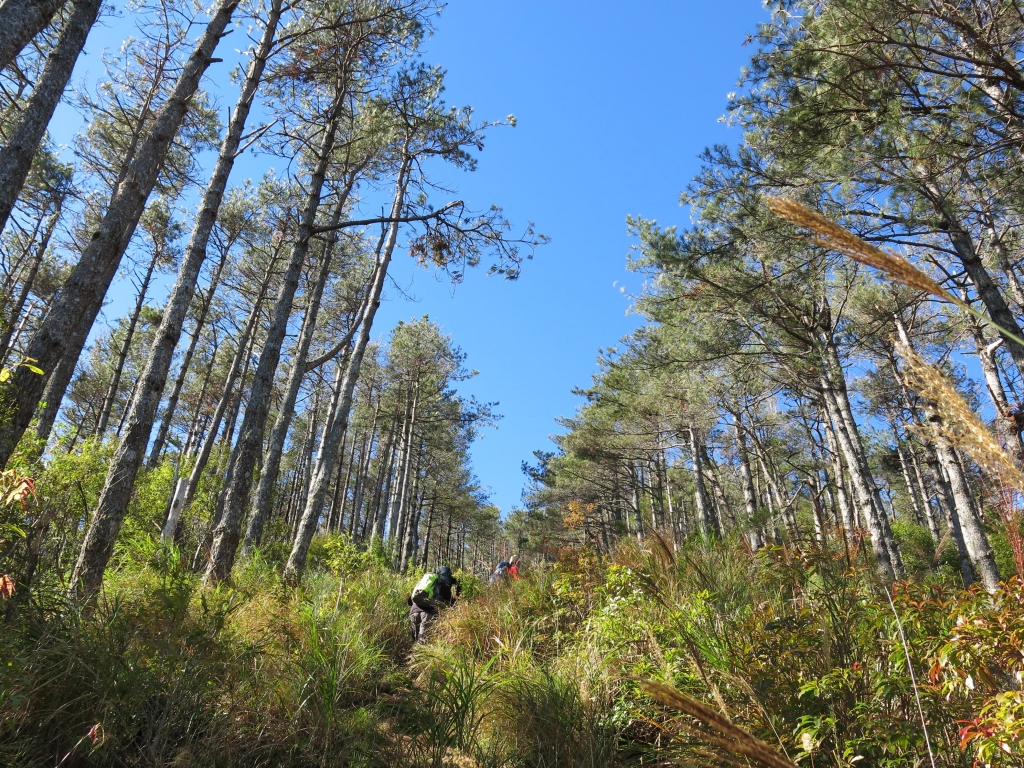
51 0 769 514
376 1 768 512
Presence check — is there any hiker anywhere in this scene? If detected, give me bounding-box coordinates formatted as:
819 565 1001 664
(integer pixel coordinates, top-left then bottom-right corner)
508 554 521 580
409 565 459 643
489 560 510 585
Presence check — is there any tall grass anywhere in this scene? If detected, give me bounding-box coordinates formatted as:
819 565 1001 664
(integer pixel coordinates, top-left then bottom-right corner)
2 525 1021 765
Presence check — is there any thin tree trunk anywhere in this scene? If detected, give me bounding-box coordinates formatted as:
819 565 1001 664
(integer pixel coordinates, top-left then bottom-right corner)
969 319 1024 469
0 203 60 367
368 419 397 540
283 160 410 582
242 194 365 551
95 246 161 437
893 316 999 590
907 437 941 541
688 426 718 536
206 100 346 583
821 381 896 580
2 0 240 477
926 189 1024 373
734 418 763 547
147 248 229 467
0 0 103 232
161 280 269 541
894 429 924 526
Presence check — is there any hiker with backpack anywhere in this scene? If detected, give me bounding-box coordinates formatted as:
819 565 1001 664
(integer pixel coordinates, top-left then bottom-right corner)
409 565 459 643
489 560 510 584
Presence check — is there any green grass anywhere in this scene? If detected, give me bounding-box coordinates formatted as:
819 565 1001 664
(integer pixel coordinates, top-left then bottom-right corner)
2 531 1022 766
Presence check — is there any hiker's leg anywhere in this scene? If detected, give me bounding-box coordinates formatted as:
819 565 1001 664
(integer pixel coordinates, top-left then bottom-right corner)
417 610 435 643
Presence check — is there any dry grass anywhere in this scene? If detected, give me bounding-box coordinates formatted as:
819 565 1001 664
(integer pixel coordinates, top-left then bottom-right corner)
765 197 1024 351
897 342 1024 493
765 197 954 300
641 679 799 768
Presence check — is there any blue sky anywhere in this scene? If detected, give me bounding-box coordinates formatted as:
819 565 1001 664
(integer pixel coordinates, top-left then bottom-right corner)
51 0 769 514
385 1 768 511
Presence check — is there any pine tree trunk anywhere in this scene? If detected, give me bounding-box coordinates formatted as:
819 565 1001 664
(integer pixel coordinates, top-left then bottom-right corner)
733 419 763 547
892 317 998 589
34 351 75 445
388 384 419 556
821 381 896 580
0 0 102 233
906 438 941 540
205 102 346 584
242 192 362 551
0 203 60 367
283 161 410 582
367 420 397 540
147 247 230 467
969 319 1024 469
894 430 925 526
1 0 240 476
0 0 69 71
689 426 718 536
95 247 161 437
161 279 269 540
926 189 1024 373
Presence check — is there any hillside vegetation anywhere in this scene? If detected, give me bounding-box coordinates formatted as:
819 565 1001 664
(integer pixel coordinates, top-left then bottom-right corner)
3 0 1024 765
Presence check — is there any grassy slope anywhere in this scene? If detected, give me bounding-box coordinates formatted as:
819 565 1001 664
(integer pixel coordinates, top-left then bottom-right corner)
1 529 1023 767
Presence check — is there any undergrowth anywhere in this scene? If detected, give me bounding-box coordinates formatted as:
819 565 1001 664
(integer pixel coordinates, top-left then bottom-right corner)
1 530 1022 766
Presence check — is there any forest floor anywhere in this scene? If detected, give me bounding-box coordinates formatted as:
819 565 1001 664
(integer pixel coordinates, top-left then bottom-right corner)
1 529 1023 767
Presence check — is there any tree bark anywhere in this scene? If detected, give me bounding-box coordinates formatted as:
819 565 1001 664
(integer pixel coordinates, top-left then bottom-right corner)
0 0 102 232
34 349 76 445
0 0 69 71
205 102 345 583
925 187 1024 373
147 249 229 467
821 379 897 580
283 160 410 582
161 278 269 541
0 202 60 367
688 425 719 536
242 192 364 551
1 0 240 477
893 316 999 590
95 246 161 437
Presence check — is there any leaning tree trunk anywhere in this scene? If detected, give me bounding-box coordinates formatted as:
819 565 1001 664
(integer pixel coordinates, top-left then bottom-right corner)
688 425 719 537
821 330 906 576
0 0 102 233
242 192 364 552
95 245 161 437
162 279 270 540
0 202 61 367
147 247 229 467
283 160 411 583
924 186 1024 373
2 0 240 480
74 0 282 590
0 0 69 71
892 316 999 589
820 376 897 581
204 102 345 584
968 318 1024 469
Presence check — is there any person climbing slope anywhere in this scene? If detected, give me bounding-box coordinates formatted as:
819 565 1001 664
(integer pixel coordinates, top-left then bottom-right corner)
409 565 459 643
489 560 510 584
